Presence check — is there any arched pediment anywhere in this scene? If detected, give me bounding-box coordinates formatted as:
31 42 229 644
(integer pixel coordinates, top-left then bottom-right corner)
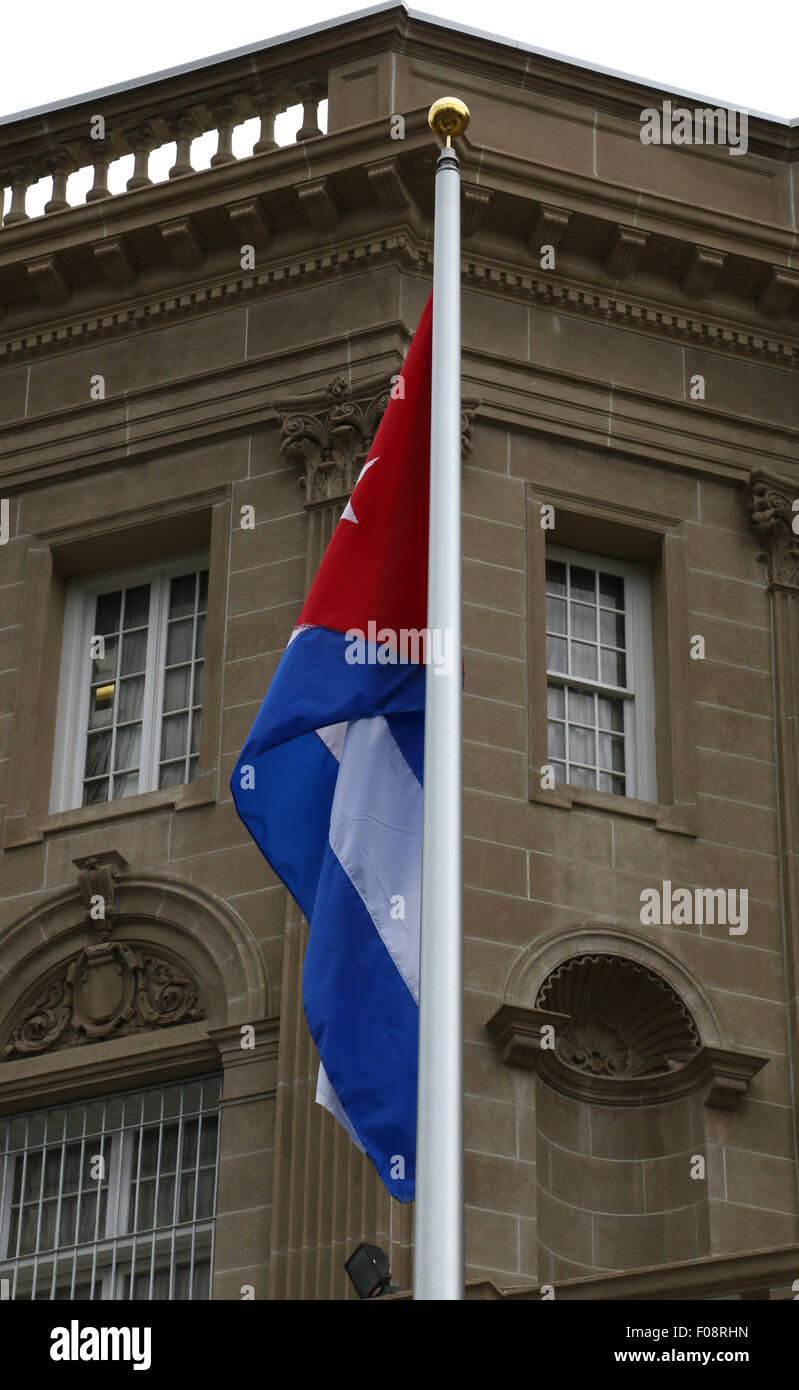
0 860 269 1062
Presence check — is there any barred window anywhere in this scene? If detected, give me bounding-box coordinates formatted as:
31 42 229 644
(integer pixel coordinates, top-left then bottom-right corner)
0 1076 221 1300
545 546 656 801
50 553 209 814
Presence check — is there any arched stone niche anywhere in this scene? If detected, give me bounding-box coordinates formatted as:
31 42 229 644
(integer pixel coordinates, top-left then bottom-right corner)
487 926 767 1283
0 860 271 1100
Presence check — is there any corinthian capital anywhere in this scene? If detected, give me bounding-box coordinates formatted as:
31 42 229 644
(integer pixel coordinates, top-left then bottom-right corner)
747 470 799 591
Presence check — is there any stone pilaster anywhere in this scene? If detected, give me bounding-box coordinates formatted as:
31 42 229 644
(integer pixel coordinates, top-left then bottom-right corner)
747 469 799 1201
266 897 405 1298
208 1018 280 1300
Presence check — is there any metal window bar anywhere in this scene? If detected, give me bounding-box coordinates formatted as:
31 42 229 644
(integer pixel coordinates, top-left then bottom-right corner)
189 1100 202 1300
48 1109 69 1300
69 1114 88 1299
0 1125 11 1294
11 1118 30 1297
127 1092 146 1299
31 1113 49 1299
88 1102 107 1300
167 1103 184 1301
148 1089 165 1300
0 1079 221 1301
108 1122 129 1300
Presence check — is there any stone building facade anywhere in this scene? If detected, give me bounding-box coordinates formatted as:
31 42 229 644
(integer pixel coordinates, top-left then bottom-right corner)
1 4 798 1299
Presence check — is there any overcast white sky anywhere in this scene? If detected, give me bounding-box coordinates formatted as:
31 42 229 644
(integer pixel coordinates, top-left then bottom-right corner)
3 0 799 122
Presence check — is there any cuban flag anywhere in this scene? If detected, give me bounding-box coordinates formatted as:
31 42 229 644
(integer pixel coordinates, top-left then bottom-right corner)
231 295 433 1202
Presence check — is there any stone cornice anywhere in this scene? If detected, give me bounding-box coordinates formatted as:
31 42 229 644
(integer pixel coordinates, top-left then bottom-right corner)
455 133 798 265
2 111 798 350
1 225 798 382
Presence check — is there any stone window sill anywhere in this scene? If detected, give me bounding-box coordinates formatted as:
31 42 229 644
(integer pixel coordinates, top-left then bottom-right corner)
530 777 698 837
2 773 216 849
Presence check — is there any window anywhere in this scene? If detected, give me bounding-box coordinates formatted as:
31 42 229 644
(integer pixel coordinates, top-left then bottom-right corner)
545 546 656 801
0 1077 221 1300
50 554 209 813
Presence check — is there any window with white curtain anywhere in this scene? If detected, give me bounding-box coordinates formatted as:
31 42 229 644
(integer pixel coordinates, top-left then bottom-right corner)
50 553 209 813
545 545 656 801
0 1077 221 1300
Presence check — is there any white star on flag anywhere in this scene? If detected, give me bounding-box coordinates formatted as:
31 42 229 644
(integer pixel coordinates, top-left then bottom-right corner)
341 456 379 524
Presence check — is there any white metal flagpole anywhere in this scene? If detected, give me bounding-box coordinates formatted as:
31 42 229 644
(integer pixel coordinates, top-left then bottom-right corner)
414 97 470 1302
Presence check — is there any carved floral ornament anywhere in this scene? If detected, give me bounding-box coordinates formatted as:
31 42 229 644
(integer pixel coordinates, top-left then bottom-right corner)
273 374 479 508
2 852 204 1060
3 946 203 1058
747 470 799 592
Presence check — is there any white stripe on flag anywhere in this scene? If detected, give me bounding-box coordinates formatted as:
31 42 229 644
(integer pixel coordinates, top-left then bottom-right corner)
327 715 422 1003
316 1062 366 1152
316 721 348 763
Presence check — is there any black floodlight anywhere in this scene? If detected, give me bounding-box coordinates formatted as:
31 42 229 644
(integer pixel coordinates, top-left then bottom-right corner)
345 1242 393 1298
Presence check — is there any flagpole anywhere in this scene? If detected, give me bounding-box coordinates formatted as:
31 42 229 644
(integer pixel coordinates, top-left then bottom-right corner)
414 97 469 1302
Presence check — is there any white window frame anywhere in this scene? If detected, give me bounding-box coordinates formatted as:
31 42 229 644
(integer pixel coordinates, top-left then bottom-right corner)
545 543 657 802
50 550 209 814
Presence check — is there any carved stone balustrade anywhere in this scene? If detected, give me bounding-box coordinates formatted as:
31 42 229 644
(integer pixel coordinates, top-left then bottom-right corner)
252 86 281 154
210 103 240 167
43 151 73 213
124 122 157 190
0 45 329 229
84 137 117 202
1 162 32 225
167 112 199 178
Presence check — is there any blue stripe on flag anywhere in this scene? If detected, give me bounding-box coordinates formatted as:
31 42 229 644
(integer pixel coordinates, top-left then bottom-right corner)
237 626 426 758
303 845 418 1203
233 728 338 923
385 711 425 786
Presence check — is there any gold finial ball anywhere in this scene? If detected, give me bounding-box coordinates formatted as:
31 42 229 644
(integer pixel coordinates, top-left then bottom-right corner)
428 97 470 144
